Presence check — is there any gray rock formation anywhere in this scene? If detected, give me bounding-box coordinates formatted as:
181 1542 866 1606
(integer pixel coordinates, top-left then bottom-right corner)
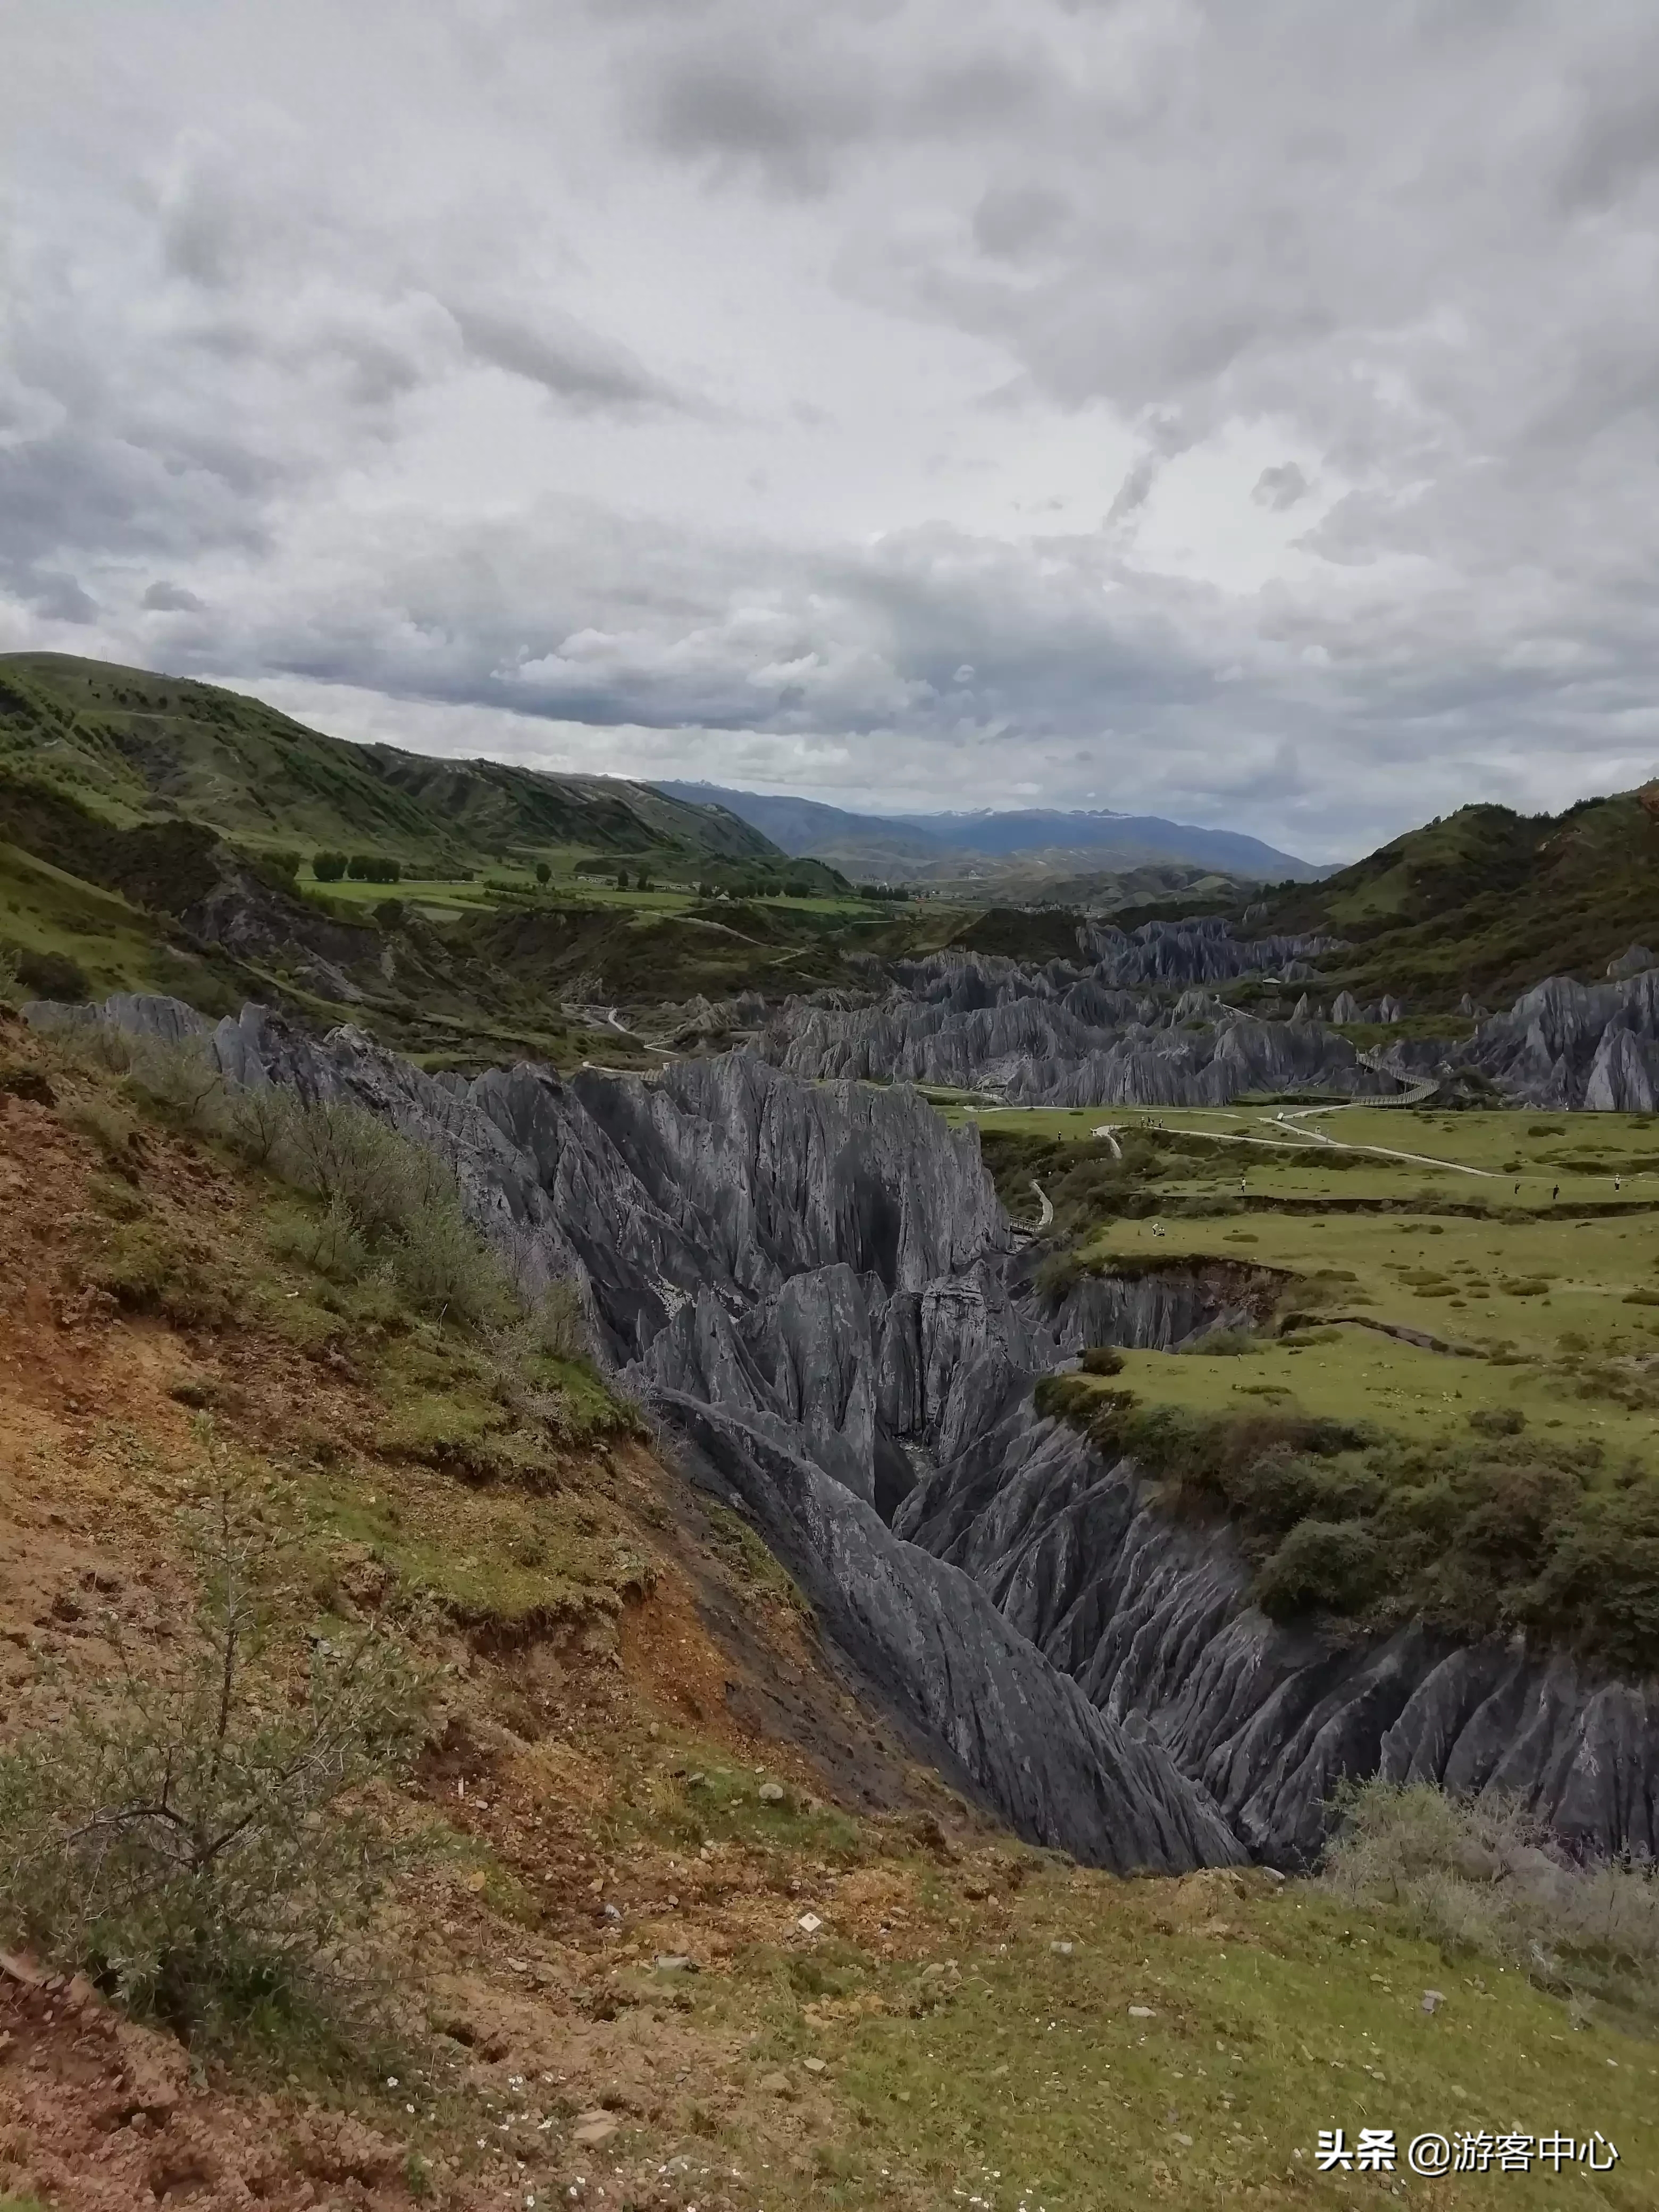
26 991 1235 1872
898 1401 1659 1865
28 990 1659 1867
1463 970 1659 1111
771 928 1399 1109
758 908 1659 1113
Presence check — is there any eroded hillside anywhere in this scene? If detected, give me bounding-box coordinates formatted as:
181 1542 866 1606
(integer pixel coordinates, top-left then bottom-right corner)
2 1002 1657 2210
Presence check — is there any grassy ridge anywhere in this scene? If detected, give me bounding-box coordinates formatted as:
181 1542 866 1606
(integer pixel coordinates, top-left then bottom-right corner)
1241 789 1659 1006
0 651 789 881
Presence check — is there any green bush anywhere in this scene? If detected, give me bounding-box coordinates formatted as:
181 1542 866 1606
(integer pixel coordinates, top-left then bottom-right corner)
276 1100 418 1234
390 1194 516 1326
266 1198 371 1284
0 1471 424 2052
312 850 347 882
1079 1345 1125 1376
123 1034 227 1125
1468 1405 1526 1436
223 1082 296 1166
1195 1327 1260 1356
16 947 88 999
1256 1519 1386 1617
1322 1779 1659 2022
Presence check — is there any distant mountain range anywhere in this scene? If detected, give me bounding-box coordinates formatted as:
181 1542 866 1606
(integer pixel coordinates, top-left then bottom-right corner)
651 783 1321 884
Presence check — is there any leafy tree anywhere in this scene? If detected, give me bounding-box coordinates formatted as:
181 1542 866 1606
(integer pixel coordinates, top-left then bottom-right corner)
534 860 550 886
312 850 347 883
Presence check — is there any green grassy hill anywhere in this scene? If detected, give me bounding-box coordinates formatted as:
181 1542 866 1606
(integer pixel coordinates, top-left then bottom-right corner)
0 652 931 1063
1243 791 1659 1007
0 652 787 879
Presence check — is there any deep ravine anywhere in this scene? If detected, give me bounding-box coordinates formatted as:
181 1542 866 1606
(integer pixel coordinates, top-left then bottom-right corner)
30 991 1659 1869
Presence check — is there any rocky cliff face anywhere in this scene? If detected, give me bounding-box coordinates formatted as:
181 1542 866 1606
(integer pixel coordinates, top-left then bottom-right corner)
759 915 1659 1113
1463 970 1659 1111
898 1403 1659 1865
27 991 1659 1869
770 926 1400 1108
28 992 1237 1872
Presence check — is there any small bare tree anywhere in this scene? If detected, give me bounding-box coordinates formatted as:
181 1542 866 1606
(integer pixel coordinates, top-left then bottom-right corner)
0 1438 424 2047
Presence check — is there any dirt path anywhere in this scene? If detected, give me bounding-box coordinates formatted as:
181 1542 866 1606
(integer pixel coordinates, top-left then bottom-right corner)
1265 1105 1497 1177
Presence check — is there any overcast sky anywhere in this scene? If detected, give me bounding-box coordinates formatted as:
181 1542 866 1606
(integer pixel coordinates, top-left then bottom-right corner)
6 1 1659 861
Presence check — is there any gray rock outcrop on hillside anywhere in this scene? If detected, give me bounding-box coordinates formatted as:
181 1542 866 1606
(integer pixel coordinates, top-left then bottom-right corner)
754 913 1659 1113
663 1393 1245 1872
1462 970 1659 1111
25 990 1237 1872
896 1402 1659 1865
26 990 1659 1867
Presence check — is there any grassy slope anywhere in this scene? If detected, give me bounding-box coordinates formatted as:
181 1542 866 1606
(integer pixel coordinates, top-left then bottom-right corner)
0 653 948 1062
1 1017 1654 2210
976 1099 1659 1668
1241 790 1659 1007
0 651 785 875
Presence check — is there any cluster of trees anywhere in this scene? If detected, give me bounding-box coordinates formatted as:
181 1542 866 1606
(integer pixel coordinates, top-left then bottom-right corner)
615 868 653 891
312 851 402 884
857 883 912 902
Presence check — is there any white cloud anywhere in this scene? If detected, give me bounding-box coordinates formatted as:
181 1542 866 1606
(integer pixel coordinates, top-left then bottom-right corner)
5 0 1659 861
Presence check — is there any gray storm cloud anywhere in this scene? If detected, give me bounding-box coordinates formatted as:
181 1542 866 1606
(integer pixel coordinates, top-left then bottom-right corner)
5 0 1659 860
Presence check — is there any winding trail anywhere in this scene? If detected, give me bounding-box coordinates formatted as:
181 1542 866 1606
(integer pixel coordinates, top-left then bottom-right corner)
1031 1178 1054 1228
1265 1105 1497 1178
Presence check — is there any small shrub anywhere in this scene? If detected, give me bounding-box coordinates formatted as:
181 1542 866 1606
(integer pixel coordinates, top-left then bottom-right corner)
1034 1247 1083 1304
266 1199 372 1284
15 947 87 999
223 1083 296 1166
1468 1406 1526 1436
276 1101 415 1235
1194 1327 1259 1356
389 1197 515 1326
123 1035 227 1127
61 1092 142 1167
526 1277 591 1361
1256 1519 1386 1617
1079 1345 1125 1377
1322 1779 1659 2021
0 1468 425 2052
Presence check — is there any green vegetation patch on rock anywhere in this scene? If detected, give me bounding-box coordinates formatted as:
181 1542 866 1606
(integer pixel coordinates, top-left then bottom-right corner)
1037 1376 1659 1674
